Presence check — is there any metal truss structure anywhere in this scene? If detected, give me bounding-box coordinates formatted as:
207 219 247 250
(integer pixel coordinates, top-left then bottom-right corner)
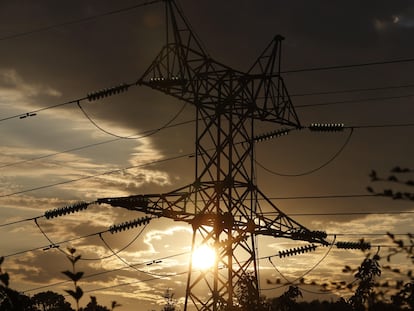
97 1 328 310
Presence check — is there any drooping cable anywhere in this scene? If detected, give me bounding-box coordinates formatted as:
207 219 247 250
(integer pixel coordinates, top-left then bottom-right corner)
1 122 413 197
34 218 67 255
0 118 195 170
98 231 172 278
262 236 336 291
267 257 332 296
76 100 188 139
0 152 190 198
78 225 148 261
21 250 189 294
33 214 161 262
256 128 353 177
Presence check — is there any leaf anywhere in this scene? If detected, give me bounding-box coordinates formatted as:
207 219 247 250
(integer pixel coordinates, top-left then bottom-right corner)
62 270 84 282
387 232 395 239
391 166 402 173
369 170 378 181
388 175 398 182
67 247 76 255
111 301 121 308
73 254 82 264
65 286 83 300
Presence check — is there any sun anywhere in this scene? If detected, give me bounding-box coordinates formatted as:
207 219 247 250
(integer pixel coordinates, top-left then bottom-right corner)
192 244 216 270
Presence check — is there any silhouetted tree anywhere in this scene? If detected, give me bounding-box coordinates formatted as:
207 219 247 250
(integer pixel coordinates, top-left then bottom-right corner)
269 286 302 311
80 296 110 311
31 291 73 311
236 272 269 311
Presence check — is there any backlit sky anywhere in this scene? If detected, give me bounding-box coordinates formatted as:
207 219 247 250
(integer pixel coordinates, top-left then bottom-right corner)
1 1 414 310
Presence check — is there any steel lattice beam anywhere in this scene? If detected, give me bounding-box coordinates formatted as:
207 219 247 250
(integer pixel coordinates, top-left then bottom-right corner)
98 1 327 310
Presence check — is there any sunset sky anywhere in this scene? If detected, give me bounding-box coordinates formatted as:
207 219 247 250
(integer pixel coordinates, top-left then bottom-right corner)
1 0 414 310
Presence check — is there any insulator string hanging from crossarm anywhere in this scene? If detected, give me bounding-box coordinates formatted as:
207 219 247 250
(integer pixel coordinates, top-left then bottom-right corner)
44 202 92 219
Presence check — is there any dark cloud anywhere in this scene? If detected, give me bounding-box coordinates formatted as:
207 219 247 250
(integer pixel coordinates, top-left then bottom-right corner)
1 2 414 310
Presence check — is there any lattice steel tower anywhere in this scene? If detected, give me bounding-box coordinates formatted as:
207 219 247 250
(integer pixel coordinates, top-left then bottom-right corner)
98 1 328 310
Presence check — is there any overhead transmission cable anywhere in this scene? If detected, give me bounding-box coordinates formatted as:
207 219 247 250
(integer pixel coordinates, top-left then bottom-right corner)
22 250 190 294
3 201 413 229
4 213 156 259
76 100 188 139
264 236 337 295
0 152 190 198
282 58 414 74
2 205 408 260
296 93 414 109
0 0 162 42
98 232 173 278
290 83 414 97
34 217 150 261
262 237 336 292
40 238 365 297
255 128 354 177
0 118 195 170
1 122 413 198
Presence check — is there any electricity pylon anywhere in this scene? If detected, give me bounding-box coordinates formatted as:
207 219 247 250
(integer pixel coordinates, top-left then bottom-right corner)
98 1 328 310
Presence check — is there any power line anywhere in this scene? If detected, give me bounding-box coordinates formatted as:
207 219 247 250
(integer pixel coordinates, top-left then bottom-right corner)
1 195 410 229
0 99 83 123
264 211 414 217
3 214 410 260
76 100 188 139
263 236 336 292
350 123 414 129
256 128 353 177
34 217 150 261
0 118 195 170
296 93 414 108
268 194 374 200
21 251 189 294
282 58 414 74
0 0 162 42
0 123 413 198
0 194 386 228
0 152 191 198
0 81 136 123
291 83 414 97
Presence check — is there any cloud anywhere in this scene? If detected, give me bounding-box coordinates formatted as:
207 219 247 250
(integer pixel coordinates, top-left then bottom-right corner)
0 68 61 105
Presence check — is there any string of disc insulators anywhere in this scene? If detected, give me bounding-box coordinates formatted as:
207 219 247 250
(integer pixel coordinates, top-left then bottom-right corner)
275 240 371 259
44 202 90 219
87 83 130 101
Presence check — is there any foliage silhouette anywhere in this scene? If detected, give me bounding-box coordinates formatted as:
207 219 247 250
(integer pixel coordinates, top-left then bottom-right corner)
31 291 73 311
62 248 84 311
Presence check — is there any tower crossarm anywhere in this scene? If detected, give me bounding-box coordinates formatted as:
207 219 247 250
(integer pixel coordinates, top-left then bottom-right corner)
96 183 210 223
251 214 329 245
135 1 301 128
253 188 330 245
